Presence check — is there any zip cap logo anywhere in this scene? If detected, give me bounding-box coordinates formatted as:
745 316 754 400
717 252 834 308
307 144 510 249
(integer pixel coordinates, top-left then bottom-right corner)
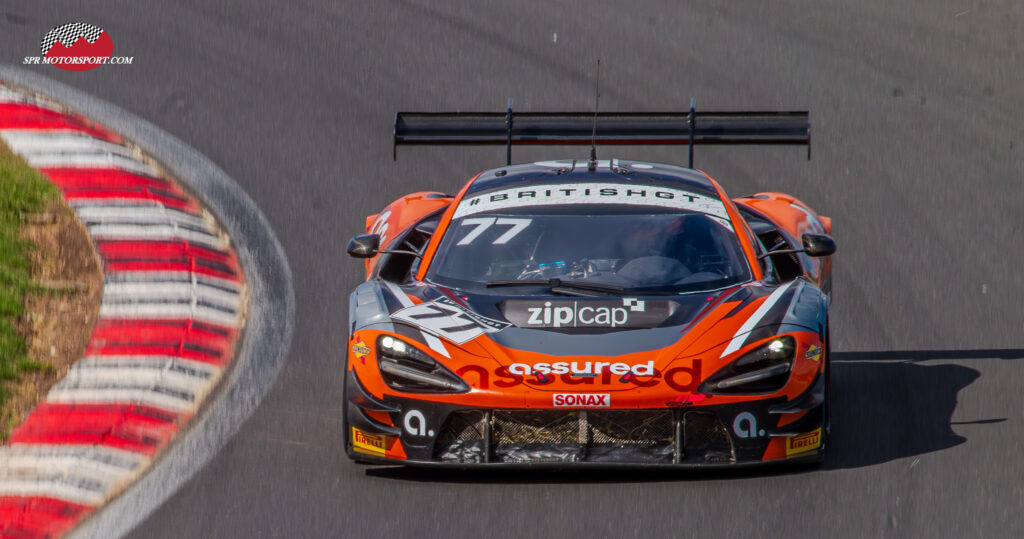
526 297 646 328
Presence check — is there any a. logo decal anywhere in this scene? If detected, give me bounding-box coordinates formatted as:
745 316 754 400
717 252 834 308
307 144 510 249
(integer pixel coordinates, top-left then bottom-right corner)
391 296 509 344
351 427 388 456
552 393 611 407
402 409 435 437
732 411 765 438
785 427 822 456
805 344 823 362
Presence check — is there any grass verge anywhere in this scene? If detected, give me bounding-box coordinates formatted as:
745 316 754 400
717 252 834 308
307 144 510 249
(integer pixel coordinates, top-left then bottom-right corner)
0 139 58 401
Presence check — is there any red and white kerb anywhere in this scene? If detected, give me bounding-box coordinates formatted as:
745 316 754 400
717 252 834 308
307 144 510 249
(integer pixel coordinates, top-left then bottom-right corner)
0 83 246 538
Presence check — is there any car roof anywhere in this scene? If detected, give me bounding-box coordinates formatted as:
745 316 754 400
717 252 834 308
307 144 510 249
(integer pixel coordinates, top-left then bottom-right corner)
465 159 720 198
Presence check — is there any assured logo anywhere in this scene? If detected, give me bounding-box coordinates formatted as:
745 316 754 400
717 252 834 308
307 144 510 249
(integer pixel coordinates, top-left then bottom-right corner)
501 298 676 329
509 360 654 377
553 393 610 407
23 23 133 71
785 427 822 456
459 359 702 392
352 427 388 456
402 409 435 437
805 344 823 362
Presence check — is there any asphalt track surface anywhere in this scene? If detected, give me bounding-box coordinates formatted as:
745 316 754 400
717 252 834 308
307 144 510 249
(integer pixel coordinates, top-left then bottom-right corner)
3 1 1024 537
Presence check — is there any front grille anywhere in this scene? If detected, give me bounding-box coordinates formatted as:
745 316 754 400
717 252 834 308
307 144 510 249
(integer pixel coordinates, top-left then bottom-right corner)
493 411 589 463
434 410 487 463
435 409 733 464
682 411 734 463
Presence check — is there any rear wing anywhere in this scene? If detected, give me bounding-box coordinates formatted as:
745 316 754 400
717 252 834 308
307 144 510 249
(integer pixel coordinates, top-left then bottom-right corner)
393 100 810 167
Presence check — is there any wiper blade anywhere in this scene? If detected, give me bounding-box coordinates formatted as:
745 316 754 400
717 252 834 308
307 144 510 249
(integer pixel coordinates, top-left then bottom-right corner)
486 278 625 296
485 279 551 287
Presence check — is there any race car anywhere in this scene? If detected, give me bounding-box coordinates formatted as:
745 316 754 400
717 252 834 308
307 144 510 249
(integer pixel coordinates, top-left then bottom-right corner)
344 107 834 466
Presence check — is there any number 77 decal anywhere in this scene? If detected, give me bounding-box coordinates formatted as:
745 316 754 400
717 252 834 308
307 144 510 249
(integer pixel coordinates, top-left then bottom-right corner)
456 217 532 245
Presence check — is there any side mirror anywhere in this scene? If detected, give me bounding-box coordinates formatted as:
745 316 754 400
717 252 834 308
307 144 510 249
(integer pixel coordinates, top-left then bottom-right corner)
802 233 836 257
347 234 380 258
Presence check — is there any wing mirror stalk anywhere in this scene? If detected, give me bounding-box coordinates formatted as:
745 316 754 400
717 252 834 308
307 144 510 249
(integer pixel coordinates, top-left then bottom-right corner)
346 233 423 259
758 233 836 260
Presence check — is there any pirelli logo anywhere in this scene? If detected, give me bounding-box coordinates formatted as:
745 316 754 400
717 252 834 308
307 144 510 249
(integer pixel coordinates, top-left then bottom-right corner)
352 427 387 456
785 427 822 456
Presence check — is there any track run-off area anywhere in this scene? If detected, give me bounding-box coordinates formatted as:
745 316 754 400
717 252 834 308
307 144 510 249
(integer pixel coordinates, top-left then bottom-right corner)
4 1 1024 537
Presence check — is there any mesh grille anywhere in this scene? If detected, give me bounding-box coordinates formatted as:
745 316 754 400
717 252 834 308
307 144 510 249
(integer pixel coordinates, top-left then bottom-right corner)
433 410 675 463
588 411 674 445
493 411 583 444
433 409 734 464
434 410 486 463
683 411 734 463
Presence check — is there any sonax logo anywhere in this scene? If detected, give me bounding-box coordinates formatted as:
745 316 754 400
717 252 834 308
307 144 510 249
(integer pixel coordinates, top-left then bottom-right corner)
785 427 822 456
553 393 610 407
352 427 387 456
23 23 133 71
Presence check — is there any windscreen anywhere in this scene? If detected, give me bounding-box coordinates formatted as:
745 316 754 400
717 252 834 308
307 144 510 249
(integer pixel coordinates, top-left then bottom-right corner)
427 207 752 293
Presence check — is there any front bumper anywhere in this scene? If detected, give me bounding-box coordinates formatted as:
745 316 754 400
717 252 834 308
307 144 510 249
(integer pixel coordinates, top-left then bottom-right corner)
345 370 826 467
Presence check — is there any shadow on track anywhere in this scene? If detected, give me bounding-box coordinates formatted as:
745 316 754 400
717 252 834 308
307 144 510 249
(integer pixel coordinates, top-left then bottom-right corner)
364 349 1015 483
824 348 1014 469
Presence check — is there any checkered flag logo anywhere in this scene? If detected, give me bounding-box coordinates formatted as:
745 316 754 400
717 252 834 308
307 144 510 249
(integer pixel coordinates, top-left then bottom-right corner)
622 298 646 312
40 23 104 56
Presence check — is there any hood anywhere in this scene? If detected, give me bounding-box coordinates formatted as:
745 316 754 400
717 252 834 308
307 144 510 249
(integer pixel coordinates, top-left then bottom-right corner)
383 281 759 357
357 278 820 395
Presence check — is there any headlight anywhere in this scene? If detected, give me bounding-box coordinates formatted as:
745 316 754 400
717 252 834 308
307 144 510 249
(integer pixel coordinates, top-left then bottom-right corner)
376 335 469 393
698 336 796 395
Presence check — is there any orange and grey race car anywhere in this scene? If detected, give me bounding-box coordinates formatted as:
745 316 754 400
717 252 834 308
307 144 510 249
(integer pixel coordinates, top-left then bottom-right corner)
344 107 834 467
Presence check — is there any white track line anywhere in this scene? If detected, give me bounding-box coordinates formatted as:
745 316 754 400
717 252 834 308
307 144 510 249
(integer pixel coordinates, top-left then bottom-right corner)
98 302 241 327
88 223 226 248
1 131 138 158
74 205 212 230
0 445 147 477
0 470 112 506
0 87 39 104
103 272 243 294
59 365 214 398
76 356 221 380
102 281 242 311
23 153 159 175
46 387 198 414
0 445 148 504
